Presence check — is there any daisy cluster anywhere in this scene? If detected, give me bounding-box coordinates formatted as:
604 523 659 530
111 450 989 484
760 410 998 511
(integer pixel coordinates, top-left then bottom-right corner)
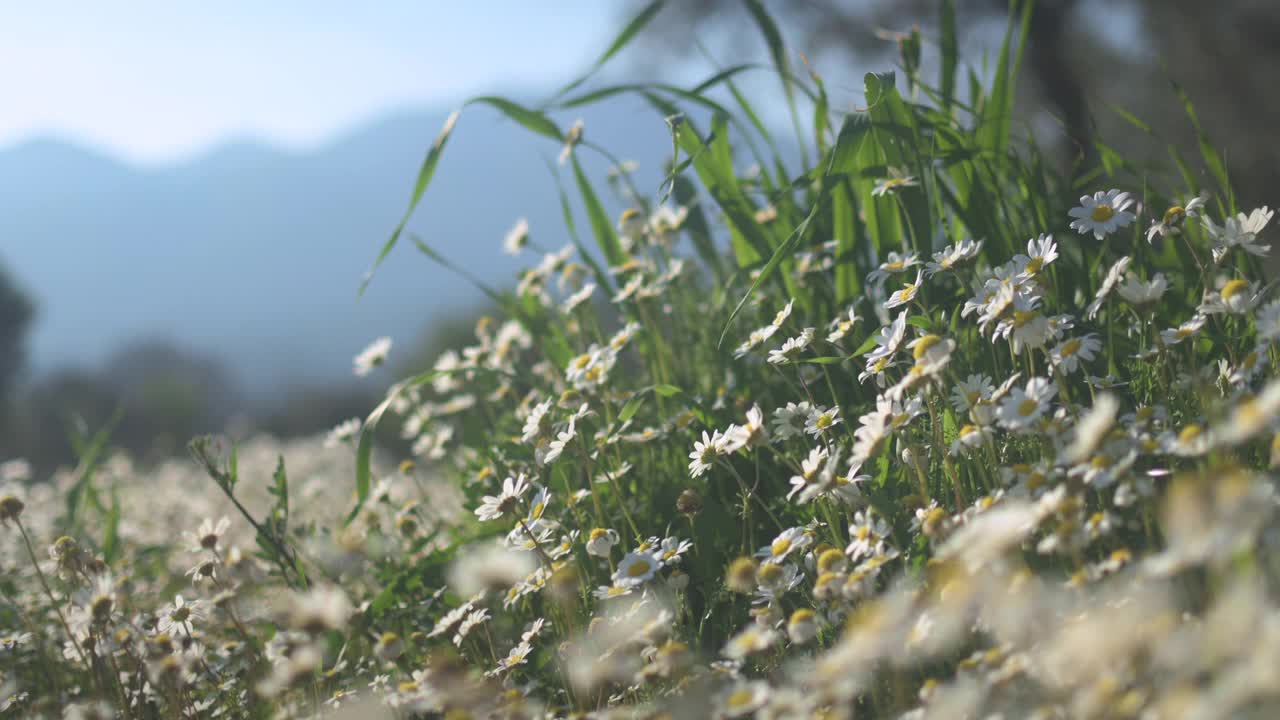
5 28 1280 720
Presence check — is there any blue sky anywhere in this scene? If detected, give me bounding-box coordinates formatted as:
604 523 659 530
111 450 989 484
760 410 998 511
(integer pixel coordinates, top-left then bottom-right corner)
0 1 624 164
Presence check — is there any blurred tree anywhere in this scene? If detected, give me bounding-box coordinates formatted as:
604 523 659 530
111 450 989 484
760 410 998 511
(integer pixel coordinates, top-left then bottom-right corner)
635 0 1280 210
7 340 239 471
98 339 239 461
0 263 34 420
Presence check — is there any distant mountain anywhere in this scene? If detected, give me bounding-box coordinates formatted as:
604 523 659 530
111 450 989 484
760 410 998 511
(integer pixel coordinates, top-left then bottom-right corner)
0 97 676 396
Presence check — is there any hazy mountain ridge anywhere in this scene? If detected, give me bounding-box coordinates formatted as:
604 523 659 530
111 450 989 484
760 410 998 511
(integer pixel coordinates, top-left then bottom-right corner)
0 98 674 394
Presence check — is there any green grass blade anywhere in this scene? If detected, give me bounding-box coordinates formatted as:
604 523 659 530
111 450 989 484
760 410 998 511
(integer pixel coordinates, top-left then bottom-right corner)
742 0 809 171
572 155 627 267
469 97 563 141
939 0 958 111
361 110 459 294
546 0 666 105
718 197 823 348
1168 77 1235 213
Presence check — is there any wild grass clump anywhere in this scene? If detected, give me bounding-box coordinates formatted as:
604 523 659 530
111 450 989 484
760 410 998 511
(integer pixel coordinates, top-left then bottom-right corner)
3 2 1280 718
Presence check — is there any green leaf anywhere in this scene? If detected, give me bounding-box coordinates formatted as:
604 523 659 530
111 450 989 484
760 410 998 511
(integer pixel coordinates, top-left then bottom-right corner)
852 334 880 357
618 393 647 424
801 356 848 365
653 384 684 397
906 315 935 333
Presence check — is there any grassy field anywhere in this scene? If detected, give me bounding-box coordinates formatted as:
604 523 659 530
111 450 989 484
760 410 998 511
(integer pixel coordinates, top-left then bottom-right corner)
4 2 1280 718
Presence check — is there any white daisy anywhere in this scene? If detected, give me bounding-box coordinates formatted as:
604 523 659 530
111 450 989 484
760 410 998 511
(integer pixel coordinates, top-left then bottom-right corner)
353 337 392 377
1086 255 1132 319
767 328 816 365
1146 195 1206 243
804 406 842 437
1050 334 1101 374
503 217 530 255
474 475 531 522
1203 206 1273 262
997 377 1056 431
925 239 983 276
867 252 920 285
1012 234 1059 279
689 430 728 478
885 271 924 309
613 551 661 588
1068 189 1137 240
1117 273 1168 307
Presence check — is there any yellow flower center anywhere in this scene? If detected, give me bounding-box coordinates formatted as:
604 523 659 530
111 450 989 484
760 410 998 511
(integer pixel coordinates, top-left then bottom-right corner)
912 335 941 360
1221 279 1249 302
1024 257 1044 275
757 563 782 584
1018 398 1040 417
626 559 652 577
885 260 905 271
873 356 890 373
1090 454 1113 469
572 354 591 370
1091 204 1115 222
899 283 917 301
589 528 609 541
1013 310 1038 327
1178 424 1202 442
1162 205 1185 224
816 414 833 429
772 538 792 557
1060 338 1082 357
726 689 757 709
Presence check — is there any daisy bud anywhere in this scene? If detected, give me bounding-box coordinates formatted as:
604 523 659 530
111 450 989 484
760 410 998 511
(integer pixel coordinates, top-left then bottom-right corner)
654 639 692 677
150 632 175 657
0 495 23 523
667 569 689 591
675 489 703 517
398 459 415 474
548 564 579 603
396 512 419 538
787 608 819 645
726 557 756 594
755 562 785 590
816 548 847 574
375 632 405 662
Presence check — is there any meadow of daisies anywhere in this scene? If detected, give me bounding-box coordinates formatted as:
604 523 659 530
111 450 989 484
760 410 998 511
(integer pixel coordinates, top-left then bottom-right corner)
6 4 1280 719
